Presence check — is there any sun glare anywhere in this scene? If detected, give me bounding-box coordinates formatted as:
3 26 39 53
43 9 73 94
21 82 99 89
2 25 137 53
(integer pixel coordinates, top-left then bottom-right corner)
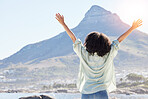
121 0 147 21
119 0 147 30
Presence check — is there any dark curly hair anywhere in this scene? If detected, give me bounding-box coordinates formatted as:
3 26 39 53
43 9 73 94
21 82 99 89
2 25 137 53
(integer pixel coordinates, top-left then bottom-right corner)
84 32 111 57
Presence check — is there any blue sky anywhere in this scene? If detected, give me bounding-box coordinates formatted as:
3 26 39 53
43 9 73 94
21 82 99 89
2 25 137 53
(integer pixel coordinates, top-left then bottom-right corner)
0 0 148 60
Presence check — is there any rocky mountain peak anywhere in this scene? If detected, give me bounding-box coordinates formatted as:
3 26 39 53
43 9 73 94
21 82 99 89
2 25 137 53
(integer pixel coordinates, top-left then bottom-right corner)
85 5 112 17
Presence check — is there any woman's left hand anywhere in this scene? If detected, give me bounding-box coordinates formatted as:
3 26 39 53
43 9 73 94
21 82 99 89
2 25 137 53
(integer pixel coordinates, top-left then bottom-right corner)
131 19 143 30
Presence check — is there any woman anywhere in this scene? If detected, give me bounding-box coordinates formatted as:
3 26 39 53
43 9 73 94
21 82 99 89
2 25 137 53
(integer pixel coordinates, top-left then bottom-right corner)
55 13 142 99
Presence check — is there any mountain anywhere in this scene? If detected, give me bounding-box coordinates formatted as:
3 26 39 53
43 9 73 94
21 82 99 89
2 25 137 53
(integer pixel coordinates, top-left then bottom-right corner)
0 5 148 68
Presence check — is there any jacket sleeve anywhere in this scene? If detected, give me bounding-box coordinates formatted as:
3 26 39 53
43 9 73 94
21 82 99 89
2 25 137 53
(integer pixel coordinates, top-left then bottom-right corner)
109 39 120 59
73 38 87 58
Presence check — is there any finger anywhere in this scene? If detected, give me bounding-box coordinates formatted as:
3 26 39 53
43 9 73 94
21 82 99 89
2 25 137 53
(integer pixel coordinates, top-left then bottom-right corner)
56 14 61 18
136 19 141 23
139 20 143 23
136 20 139 23
138 19 143 23
138 23 142 27
56 13 59 16
55 17 59 21
137 19 141 21
138 20 143 24
62 15 64 19
56 13 59 18
137 19 142 22
56 13 62 18
58 13 62 17
137 24 142 27
139 19 142 22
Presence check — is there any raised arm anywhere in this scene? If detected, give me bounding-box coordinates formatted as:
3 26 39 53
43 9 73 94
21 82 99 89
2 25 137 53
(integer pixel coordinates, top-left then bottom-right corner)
117 19 143 43
55 13 76 43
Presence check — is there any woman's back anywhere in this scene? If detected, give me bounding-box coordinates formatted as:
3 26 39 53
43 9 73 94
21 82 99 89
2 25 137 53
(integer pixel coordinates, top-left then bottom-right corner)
73 38 120 94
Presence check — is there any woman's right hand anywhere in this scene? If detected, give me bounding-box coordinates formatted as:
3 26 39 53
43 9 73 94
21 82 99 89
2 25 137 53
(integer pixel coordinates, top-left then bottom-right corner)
55 13 65 25
131 19 143 30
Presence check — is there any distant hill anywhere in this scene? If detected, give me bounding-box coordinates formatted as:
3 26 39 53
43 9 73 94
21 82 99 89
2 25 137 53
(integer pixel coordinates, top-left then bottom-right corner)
0 5 148 69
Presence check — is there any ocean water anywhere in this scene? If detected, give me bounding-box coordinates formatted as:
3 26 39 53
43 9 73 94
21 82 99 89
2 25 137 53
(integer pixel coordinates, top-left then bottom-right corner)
0 93 148 99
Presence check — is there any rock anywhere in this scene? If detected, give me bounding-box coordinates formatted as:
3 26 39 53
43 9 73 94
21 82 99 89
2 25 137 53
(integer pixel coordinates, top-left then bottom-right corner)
56 89 67 93
130 87 148 94
111 88 136 95
19 95 55 99
121 90 135 95
40 95 55 99
19 95 41 99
